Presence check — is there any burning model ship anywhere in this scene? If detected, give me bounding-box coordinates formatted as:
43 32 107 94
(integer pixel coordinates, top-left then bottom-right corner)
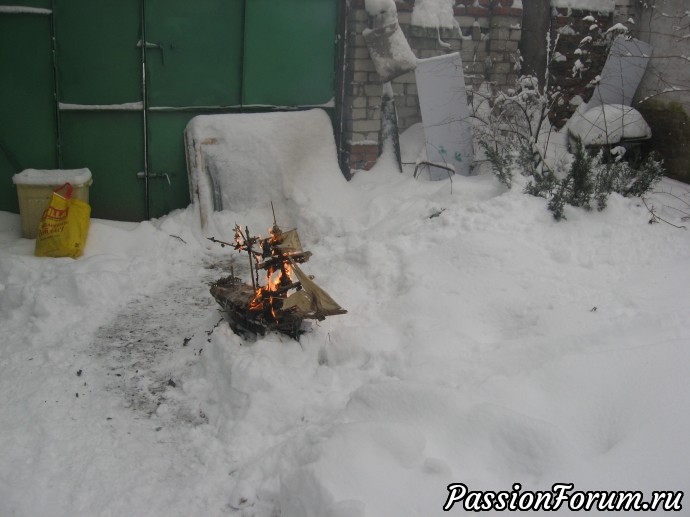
209 212 347 339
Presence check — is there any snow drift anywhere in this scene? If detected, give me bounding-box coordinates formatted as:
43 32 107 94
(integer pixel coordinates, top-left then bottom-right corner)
1 113 689 517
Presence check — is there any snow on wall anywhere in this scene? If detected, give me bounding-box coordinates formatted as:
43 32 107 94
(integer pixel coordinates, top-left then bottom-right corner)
364 0 396 17
0 6 51 14
58 102 144 111
551 0 615 12
411 0 457 30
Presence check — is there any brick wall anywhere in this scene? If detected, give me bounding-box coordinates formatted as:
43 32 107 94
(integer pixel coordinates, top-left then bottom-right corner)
343 0 523 171
341 0 637 172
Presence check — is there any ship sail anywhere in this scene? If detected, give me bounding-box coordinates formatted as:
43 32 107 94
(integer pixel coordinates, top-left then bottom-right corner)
276 229 303 253
283 260 347 319
281 290 312 315
268 228 311 264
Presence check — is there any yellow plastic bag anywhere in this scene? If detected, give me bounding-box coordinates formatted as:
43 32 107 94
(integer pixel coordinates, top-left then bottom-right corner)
35 183 91 258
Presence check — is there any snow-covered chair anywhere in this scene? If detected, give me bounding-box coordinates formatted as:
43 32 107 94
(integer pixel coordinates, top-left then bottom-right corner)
184 109 353 236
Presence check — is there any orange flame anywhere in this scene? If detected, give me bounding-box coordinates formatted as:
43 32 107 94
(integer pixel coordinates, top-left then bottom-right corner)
245 226 296 323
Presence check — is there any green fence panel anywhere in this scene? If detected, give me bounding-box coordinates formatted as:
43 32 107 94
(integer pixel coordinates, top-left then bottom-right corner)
243 0 337 107
54 0 145 221
60 111 145 221
144 0 244 218
146 112 198 219
1 0 340 221
145 0 244 108
54 0 142 105
0 0 51 7
0 9 57 214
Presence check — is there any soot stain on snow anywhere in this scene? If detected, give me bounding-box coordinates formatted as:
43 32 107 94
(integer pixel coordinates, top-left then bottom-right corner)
93 258 243 426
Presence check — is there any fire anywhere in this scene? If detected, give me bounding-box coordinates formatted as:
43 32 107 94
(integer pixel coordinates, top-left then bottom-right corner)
247 254 295 323
223 214 324 327
264 262 292 290
208 209 346 340
284 263 293 281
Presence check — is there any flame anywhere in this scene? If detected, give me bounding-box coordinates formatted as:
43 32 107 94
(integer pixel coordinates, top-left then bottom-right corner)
265 262 293 291
248 290 264 312
245 225 297 323
269 269 281 289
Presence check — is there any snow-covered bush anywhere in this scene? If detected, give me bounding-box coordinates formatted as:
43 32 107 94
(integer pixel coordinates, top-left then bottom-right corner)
476 23 665 221
475 66 565 194
545 139 664 220
480 103 664 220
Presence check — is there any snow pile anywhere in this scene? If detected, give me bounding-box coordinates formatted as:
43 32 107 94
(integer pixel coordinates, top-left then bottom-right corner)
568 104 651 146
186 109 358 241
412 0 458 30
2 116 690 516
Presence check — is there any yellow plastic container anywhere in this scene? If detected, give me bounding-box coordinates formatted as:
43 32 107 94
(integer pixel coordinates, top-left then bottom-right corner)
12 168 93 239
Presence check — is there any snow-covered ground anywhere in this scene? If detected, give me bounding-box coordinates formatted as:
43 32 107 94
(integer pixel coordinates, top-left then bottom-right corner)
1 115 689 516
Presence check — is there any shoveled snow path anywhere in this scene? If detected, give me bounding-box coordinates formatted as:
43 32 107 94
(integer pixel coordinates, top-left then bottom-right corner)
0 240 243 516
92 260 223 421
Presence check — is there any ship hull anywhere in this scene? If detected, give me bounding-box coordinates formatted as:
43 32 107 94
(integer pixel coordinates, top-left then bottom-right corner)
210 276 304 339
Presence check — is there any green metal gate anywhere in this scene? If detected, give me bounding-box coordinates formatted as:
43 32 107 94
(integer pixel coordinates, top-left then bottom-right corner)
0 3 57 215
1 0 338 221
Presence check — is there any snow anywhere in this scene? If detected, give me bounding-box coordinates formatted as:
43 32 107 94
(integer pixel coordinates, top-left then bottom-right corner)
568 104 651 146
2 111 690 516
604 22 630 35
58 102 144 111
12 168 92 187
185 110 358 239
361 0 417 83
0 6 51 14
362 23 418 83
364 0 396 17
551 0 614 12
411 0 458 30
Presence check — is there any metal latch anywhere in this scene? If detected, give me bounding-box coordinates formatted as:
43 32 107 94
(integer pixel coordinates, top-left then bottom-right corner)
136 40 166 65
137 171 171 185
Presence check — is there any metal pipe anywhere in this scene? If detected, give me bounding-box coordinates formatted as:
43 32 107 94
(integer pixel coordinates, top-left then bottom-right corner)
50 0 63 168
140 0 150 219
335 0 350 179
239 0 246 108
